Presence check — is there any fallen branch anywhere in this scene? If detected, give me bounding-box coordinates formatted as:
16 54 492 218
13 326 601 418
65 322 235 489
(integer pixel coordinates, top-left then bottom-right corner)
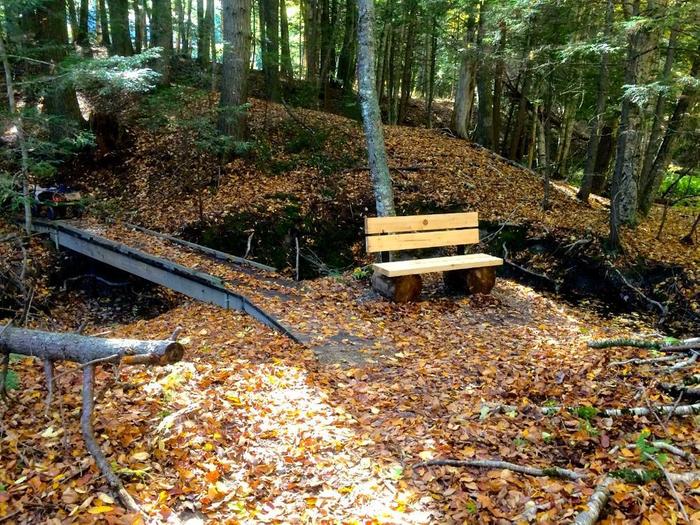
590 336 699 351
573 476 614 525
659 382 700 401
609 355 680 366
413 458 584 481
502 242 557 288
627 441 696 464
2 326 184 512
610 267 667 320
666 351 699 373
485 401 700 418
0 326 184 365
646 454 689 522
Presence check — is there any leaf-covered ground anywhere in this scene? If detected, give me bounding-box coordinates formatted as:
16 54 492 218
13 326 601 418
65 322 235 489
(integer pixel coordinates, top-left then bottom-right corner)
1 221 699 523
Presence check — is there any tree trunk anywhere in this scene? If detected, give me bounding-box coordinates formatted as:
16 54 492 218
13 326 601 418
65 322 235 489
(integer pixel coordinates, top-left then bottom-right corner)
197 0 206 61
474 0 493 149
397 0 417 124
76 0 90 49
0 35 32 235
426 16 437 128
175 0 186 54
577 5 611 201
199 0 213 65
279 0 293 78
357 0 396 217
35 0 85 138
184 0 193 55
638 43 699 216
262 0 280 100
108 0 134 55
555 101 575 179
508 44 531 159
338 0 357 91
0 326 184 365
218 0 251 140
492 20 506 147
67 0 79 43
98 0 112 47
133 0 144 53
152 0 174 84
591 123 615 194
610 0 647 239
638 24 678 210
303 0 320 82
451 12 476 138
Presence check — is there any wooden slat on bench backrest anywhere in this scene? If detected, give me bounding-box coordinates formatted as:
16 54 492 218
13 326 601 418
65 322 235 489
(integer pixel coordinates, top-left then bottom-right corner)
366 228 480 253
365 212 478 234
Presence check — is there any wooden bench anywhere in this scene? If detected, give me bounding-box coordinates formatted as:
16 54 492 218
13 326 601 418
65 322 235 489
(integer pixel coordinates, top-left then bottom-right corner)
365 212 502 302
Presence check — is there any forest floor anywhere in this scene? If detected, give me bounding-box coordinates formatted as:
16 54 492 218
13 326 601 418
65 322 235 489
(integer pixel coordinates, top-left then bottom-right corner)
1 91 699 523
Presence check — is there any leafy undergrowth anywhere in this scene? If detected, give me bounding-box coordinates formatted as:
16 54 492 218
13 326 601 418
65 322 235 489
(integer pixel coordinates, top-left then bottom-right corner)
1 224 699 523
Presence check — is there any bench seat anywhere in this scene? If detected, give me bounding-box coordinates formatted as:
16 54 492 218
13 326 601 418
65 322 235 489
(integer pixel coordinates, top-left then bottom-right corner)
373 253 503 278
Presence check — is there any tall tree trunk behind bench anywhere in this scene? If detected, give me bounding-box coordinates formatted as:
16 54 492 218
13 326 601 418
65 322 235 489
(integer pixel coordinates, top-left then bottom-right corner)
474 0 494 149
452 11 476 138
152 0 174 84
218 0 251 139
98 0 112 46
262 0 281 100
108 0 134 56
280 0 293 78
357 0 395 217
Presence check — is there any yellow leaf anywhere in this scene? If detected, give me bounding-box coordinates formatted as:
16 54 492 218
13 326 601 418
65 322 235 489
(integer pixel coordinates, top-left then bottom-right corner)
97 493 115 504
131 451 150 461
88 505 114 514
418 450 434 461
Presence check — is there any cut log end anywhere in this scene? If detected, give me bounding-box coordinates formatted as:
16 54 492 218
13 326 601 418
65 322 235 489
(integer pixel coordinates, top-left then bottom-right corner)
371 273 422 302
122 341 185 366
444 267 497 295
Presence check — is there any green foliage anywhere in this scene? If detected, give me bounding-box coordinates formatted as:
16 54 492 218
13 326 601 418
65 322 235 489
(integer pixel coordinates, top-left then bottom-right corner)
68 48 161 97
352 266 371 280
573 405 599 421
4 369 20 391
610 468 661 484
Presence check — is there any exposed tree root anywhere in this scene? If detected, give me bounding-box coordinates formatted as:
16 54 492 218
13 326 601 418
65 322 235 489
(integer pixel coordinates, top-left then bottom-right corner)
413 458 584 481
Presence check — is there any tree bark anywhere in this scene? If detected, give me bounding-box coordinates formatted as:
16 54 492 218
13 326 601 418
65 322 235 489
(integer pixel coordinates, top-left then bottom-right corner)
261 0 281 100
218 0 251 140
98 0 112 47
507 39 532 159
67 0 80 43
638 43 699 216
0 326 184 365
492 19 506 147
426 16 437 128
35 0 85 138
637 25 678 213
303 0 320 81
76 0 90 50
474 0 494 149
108 0 134 55
452 11 476 138
371 274 422 302
338 0 357 91
279 0 293 78
397 0 417 124
133 0 144 53
152 0 174 84
357 0 396 217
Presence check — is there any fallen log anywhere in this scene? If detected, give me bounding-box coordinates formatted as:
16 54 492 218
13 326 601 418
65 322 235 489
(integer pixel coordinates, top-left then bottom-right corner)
0 326 184 514
588 336 699 352
0 326 184 365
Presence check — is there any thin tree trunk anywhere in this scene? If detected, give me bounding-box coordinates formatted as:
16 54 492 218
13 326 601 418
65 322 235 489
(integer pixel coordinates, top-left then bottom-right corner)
492 19 506 147
303 0 320 81
475 0 494 149
218 0 251 139
76 0 90 49
638 42 698 216
175 0 186 54
280 0 293 77
397 0 417 124
133 0 144 53
577 3 611 202
67 0 79 42
261 0 280 100
184 0 193 55
357 0 395 217
508 38 531 159
426 15 437 128
199 0 213 65
197 0 205 61
98 0 112 46
338 0 357 91
0 34 31 235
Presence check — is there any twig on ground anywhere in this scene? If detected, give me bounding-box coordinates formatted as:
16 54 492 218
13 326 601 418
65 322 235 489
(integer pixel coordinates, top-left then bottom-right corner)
666 351 699 373
484 401 700 419
627 441 695 465
81 365 141 514
413 458 584 481
663 392 685 429
645 454 689 522
610 267 667 320
43 359 54 415
609 355 680 366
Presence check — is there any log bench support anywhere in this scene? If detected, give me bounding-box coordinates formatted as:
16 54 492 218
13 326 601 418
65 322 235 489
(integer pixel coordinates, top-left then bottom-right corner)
365 212 502 302
444 267 497 295
371 273 423 303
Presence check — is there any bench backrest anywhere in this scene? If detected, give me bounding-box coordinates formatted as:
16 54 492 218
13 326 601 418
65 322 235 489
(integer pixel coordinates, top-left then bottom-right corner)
365 212 479 253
